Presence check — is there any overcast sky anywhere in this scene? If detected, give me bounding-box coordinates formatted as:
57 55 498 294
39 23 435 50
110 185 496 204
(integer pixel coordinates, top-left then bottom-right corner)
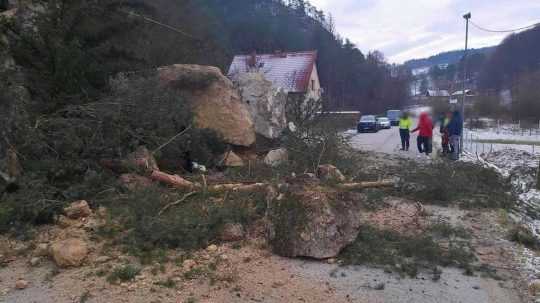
309 0 540 64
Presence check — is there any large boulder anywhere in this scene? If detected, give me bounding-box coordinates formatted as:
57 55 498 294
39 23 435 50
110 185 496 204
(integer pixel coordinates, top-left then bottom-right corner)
49 238 88 267
264 148 288 167
158 64 255 147
235 72 288 139
267 186 365 259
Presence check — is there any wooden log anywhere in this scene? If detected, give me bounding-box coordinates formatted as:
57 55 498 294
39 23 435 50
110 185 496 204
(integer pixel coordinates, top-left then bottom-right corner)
337 180 395 190
207 183 268 193
150 170 196 190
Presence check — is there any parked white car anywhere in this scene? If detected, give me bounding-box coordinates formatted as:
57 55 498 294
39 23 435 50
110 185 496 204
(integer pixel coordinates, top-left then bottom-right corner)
376 117 391 129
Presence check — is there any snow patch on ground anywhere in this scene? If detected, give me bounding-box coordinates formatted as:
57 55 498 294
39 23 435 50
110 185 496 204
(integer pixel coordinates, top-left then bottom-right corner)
475 148 540 282
464 128 540 155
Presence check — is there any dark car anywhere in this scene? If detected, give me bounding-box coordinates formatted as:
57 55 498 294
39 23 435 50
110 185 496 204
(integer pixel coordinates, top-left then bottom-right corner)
357 115 379 133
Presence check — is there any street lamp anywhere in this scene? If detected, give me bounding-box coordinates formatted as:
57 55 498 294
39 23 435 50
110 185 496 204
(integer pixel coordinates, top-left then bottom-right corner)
461 12 471 153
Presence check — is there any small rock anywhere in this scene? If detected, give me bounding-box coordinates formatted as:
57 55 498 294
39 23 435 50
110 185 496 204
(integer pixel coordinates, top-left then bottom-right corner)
327 258 337 264
472 285 480 290
15 279 28 290
219 223 245 242
317 164 346 182
64 200 92 219
95 256 111 264
221 151 245 167
12 243 29 254
56 215 78 228
182 259 197 271
207 244 218 253
34 243 49 257
49 238 88 268
372 283 385 290
29 257 41 267
529 279 540 296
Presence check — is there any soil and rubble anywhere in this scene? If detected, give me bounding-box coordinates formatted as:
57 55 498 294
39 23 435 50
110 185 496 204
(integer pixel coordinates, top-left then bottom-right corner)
0 152 533 303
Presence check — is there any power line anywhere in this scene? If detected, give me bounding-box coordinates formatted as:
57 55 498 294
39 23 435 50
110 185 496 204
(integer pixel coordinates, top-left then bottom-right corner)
124 11 198 40
470 20 540 33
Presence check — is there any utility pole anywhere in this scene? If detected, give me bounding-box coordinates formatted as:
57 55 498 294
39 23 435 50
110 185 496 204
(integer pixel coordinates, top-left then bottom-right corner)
461 12 471 153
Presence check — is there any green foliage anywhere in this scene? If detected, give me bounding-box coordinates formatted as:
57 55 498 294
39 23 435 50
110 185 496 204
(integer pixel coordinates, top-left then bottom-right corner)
107 264 141 283
428 223 471 239
283 99 358 174
267 193 309 256
509 225 540 249
339 225 476 277
4 0 149 111
0 75 226 233
104 187 266 252
398 160 514 209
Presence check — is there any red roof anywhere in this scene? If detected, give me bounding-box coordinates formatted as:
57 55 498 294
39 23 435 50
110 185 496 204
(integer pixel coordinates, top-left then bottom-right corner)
228 51 318 93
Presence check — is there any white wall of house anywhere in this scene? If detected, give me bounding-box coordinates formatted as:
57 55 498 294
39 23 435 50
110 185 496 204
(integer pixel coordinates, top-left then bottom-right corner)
306 63 322 100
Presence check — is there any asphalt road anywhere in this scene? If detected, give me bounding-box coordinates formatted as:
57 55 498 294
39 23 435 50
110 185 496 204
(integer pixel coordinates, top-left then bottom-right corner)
345 115 442 158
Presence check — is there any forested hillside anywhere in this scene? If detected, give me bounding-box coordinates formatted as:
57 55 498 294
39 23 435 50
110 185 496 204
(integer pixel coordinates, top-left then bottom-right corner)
3 0 409 112
478 25 540 91
404 46 495 70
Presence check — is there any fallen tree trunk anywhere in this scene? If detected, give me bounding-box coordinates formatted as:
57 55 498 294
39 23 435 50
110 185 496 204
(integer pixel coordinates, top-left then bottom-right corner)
336 180 395 190
150 170 197 190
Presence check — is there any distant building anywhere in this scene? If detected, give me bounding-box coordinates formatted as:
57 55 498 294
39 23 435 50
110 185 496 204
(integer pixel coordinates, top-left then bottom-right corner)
425 89 450 97
228 50 322 100
451 89 474 97
437 63 449 70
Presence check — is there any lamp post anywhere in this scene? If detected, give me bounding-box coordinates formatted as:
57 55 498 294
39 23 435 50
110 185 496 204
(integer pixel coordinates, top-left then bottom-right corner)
461 12 471 153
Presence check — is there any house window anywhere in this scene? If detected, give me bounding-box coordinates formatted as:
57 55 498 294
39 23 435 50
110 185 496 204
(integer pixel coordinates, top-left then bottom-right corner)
311 80 315 90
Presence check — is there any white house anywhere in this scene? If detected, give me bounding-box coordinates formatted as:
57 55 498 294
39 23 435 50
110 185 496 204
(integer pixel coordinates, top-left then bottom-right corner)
228 50 322 101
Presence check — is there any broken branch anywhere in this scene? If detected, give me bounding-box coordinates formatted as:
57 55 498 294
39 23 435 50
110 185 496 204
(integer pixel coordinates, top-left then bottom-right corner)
152 125 192 155
207 183 268 193
337 180 395 190
158 191 197 216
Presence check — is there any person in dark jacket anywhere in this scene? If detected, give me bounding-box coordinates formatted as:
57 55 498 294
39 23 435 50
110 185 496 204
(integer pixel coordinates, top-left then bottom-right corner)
447 110 463 160
412 112 434 156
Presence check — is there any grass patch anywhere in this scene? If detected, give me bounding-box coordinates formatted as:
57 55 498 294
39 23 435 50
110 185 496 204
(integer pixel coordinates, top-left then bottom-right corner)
106 264 141 284
339 225 475 277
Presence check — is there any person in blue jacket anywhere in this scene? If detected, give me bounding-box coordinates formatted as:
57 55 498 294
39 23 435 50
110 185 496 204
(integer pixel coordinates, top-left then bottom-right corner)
447 110 463 160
